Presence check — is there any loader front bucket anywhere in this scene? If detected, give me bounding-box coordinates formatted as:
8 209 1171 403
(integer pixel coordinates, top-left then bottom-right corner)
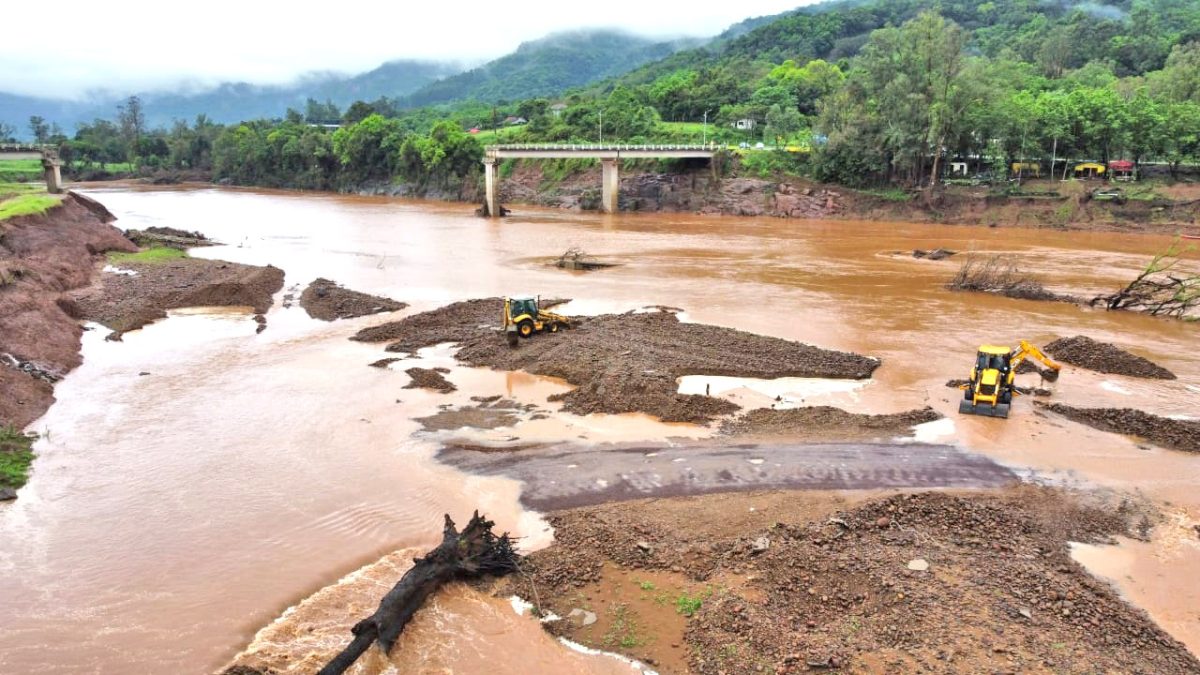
958 400 1011 418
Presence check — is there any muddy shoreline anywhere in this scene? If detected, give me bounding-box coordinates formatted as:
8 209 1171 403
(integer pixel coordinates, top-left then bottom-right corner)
0 192 137 429
503 486 1198 674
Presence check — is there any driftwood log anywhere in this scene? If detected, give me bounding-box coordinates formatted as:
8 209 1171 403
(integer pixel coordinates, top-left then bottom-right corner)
1089 240 1199 319
317 512 520 675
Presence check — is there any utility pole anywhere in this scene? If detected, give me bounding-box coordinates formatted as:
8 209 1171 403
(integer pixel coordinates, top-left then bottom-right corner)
599 109 603 144
702 109 711 145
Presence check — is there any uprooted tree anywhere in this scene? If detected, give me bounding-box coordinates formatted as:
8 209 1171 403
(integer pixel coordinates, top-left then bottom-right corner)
1090 240 1200 320
947 255 1069 302
317 512 520 675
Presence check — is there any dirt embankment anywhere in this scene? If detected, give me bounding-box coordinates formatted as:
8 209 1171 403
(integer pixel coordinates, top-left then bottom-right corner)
721 406 942 440
496 162 1200 233
1046 335 1176 380
1037 403 1200 453
503 486 1196 674
354 301 879 424
298 278 406 321
70 259 284 335
0 192 138 428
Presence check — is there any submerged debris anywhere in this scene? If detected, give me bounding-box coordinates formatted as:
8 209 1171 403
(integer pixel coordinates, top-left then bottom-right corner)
555 247 617 271
948 255 1074 302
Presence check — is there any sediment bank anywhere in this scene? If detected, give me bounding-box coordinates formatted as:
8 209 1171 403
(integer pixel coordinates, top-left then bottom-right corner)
354 302 879 423
504 486 1197 674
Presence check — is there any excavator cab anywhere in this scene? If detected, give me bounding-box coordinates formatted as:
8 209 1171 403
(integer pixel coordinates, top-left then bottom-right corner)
959 341 1061 419
502 296 570 342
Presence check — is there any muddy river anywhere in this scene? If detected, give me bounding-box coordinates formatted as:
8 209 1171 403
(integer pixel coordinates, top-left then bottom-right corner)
1 185 1197 673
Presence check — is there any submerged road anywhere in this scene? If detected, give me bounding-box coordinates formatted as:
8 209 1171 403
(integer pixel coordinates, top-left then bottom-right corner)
437 442 1017 510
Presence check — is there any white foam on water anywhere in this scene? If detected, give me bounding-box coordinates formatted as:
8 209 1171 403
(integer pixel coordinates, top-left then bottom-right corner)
102 264 138 276
1101 381 1132 395
558 638 660 674
907 417 957 444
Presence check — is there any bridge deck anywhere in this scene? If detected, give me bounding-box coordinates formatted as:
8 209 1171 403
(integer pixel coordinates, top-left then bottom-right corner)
485 144 716 160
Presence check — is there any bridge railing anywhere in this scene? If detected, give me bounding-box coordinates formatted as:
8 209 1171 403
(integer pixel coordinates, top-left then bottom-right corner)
485 143 718 152
0 143 56 153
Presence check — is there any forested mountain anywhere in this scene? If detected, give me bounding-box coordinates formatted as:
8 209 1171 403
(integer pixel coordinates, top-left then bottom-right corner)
400 30 700 107
0 60 458 133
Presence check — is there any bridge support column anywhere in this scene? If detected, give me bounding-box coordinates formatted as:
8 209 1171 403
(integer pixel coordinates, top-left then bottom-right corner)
601 158 619 213
41 158 62 194
482 158 499 217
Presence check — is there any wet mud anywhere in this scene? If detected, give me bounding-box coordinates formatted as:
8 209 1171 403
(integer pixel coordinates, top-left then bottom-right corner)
1046 335 1177 380
437 441 1015 511
720 406 941 439
71 258 284 334
357 302 879 423
298 277 406 321
403 366 456 393
507 486 1197 674
1037 403 1200 453
417 398 535 432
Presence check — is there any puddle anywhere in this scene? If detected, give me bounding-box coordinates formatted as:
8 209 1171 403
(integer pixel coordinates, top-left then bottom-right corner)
677 375 866 410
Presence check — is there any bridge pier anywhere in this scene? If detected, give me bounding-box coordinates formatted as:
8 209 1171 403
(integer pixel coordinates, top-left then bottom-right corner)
41 158 62 194
482 158 499 217
600 159 619 214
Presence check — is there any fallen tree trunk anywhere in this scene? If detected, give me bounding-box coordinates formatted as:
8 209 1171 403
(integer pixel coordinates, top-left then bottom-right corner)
317 512 520 675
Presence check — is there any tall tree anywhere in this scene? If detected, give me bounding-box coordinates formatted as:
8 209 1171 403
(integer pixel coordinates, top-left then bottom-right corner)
117 96 145 147
28 116 49 144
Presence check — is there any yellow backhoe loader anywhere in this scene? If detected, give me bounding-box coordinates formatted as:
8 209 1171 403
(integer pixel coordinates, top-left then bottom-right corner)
959 340 1061 419
503 296 570 343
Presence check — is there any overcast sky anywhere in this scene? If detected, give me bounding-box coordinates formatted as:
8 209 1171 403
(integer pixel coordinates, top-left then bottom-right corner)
2 0 808 100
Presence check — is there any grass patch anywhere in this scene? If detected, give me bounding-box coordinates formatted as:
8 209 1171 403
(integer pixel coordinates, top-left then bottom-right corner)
674 591 704 617
601 604 644 649
0 426 38 490
859 187 913 202
107 247 188 264
0 158 44 182
0 193 63 222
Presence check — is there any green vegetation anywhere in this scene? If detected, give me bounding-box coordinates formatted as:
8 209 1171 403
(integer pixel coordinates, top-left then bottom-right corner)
0 427 37 490
107 247 187 264
0 193 62 222
635 580 656 591
13 0 1200 193
674 591 705 617
0 159 44 182
601 604 644 649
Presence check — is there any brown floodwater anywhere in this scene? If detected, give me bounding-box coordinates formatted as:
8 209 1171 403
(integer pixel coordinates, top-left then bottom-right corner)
1 185 1197 673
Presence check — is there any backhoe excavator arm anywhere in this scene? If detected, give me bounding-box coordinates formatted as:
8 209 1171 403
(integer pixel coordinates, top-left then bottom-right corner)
1011 340 1062 381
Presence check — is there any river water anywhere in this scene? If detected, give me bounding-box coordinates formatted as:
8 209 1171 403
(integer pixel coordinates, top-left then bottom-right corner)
0 185 1197 673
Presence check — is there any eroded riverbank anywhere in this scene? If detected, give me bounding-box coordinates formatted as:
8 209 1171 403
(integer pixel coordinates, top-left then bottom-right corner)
2 185 1198 673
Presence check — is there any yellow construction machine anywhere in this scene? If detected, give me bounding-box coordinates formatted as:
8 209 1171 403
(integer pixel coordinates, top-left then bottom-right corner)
503 296 570 342
959 340 1061 419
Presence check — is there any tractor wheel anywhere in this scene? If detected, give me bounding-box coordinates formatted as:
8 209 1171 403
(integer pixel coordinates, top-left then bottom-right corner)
963 388 973 401
518 320 534 338
549 322 559 333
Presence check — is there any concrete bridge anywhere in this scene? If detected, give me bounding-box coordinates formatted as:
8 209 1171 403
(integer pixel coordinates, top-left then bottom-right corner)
482 144 716 216
0 144 64 193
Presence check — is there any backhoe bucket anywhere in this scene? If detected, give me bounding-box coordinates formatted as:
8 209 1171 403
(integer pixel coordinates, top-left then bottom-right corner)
958 400 1011 418
1042 369 1060 383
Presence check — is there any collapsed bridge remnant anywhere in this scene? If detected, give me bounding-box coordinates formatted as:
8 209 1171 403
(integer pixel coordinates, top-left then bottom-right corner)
482 144 716 216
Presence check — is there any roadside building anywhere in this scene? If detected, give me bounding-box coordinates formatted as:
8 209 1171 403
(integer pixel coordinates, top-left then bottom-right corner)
1108 160 1136 181
1011 162 1041 178
733 118 756 131
1073 162 1106 179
